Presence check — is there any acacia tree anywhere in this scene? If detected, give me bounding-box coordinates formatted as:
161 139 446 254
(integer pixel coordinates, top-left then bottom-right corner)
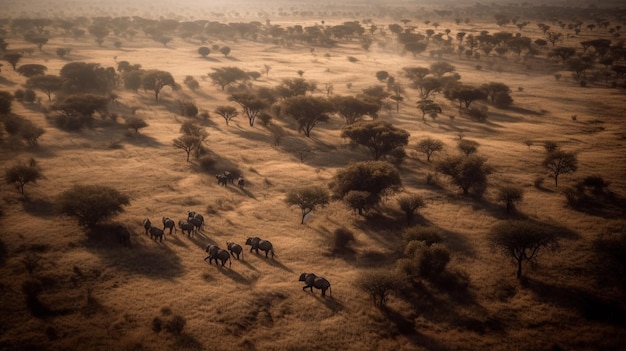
416 137 444 162
285 186 330 224
57 184 130 229
416 99 442 121
208 67 248 91
329 160 401 214
281 96 335 137
488 220 559 279
17 64 47 78
356 269 402 308
3 53 22 70
142 70 176 102
173 135 201 162
397 194 425 226
26 75 62 101
543 150 578 187
457 139 480 156
436 155 492 196
444 84 488 109
331 95 381 125
5 158 43 198
214 105 239 125
228 92 268 127
341 120 410 160
124 117 148 134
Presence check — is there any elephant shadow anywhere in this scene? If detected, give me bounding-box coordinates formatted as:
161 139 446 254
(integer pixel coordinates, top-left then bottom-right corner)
313 293 344 312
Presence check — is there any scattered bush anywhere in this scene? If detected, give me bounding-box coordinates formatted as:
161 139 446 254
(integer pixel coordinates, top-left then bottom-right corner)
356 269 403 308
56 184 130 228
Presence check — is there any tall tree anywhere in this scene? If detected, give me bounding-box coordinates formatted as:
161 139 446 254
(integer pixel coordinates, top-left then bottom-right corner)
341 120 410 160
208 67 248 91
57 184 130 228
416 137 444 162
228 92 268 127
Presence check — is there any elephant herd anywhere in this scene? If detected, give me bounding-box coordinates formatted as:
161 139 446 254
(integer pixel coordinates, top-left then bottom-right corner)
134 211 331 298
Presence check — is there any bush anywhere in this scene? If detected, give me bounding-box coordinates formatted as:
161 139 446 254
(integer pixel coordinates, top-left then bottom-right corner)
493 91 513 108
14 89 25 102
51 113 92 131
356 269 403 308
164 315 186 335
400 241 450 281
332 227 355 253
402 226 443 246
56 184 130 228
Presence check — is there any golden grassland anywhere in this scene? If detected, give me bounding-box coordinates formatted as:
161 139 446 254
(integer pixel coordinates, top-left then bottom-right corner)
1 4 626 351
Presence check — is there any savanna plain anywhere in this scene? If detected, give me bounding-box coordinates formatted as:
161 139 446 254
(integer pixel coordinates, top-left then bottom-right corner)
0 1 625 350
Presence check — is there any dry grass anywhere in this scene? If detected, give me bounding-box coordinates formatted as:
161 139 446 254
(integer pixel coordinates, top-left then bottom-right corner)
1 1 626 350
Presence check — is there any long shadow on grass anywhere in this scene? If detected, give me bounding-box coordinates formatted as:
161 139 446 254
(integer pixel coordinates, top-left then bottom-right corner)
83 225 185 279
247 253 293 273
22 196 57 218
524 277 626 327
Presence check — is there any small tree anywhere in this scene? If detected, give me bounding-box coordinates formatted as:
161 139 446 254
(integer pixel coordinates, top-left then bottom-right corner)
496 185 524 213
397 194 425 226
436 155 492 196
543 150 578 187
3 53 22 70
285 186 330 224
198 46 211 57
356 269 402 308
208 67 248 91
214 105 239 125
5 159 43 198
330 161 401 213
57 184 130 228
416 99 442 121
219 46 231 57
457 139 480 156
416 137 443 162
17 64 47 78
488 220 559 279
173 135 201 162
124 117 148 134
19 120 45 146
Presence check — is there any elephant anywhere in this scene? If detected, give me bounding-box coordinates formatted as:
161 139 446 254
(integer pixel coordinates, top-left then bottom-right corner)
142 218 152 235
178 220 195 237
204 245 231 268
148 227 165 242
162 217 176 235
115 225 131 247
187 212 204 231
224 171 237 184
226 241 244 260
216 174 228 186
237 177 245 189
245 237 274 258
299 273 332 297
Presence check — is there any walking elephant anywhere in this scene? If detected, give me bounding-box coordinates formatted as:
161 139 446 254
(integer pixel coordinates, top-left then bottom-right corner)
226 241 244 260
162 217 176 234
299 273 332 297
245 237 274 258
178 220 195 237
205 245 232 268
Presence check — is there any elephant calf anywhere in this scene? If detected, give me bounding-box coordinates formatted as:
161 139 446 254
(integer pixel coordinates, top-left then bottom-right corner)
226 241 244 260
299 273 332 297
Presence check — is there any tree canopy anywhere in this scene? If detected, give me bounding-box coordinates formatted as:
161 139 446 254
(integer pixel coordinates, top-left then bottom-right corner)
142 70 176 102
285 186 330 224
281 96 335 137
329 160 401 214
57 184 130 228
341 120 410 160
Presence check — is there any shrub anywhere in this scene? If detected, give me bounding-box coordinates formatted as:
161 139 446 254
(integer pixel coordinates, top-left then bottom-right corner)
14 89 25 102
164 315 186 335
24 89 37 103
402 226 442 246
356 269 403 308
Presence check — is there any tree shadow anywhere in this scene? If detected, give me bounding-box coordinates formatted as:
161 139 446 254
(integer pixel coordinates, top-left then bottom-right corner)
83 225 185 279
21 196 57 218
0 238 7 266
523 277 626 327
